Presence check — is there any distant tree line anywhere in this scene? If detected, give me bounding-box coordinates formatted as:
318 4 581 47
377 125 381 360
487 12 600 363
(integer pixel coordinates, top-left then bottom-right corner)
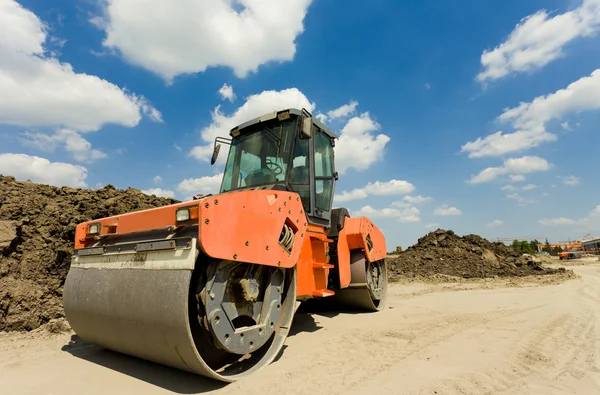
510 238 564 256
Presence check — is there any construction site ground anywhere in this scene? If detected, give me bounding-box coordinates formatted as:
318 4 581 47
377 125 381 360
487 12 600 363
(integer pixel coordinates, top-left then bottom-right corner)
2 260 599 395
2 177 599 394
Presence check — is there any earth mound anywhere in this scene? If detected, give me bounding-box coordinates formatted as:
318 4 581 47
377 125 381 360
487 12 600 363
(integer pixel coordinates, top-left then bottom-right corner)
388 229 568 280
0 175 179 332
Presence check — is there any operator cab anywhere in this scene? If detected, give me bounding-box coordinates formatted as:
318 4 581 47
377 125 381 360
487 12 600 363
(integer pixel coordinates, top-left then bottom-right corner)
211 108 338 227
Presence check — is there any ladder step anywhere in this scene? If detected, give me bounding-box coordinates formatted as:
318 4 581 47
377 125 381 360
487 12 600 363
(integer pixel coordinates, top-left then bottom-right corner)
312 289 335 297
313 262 334 269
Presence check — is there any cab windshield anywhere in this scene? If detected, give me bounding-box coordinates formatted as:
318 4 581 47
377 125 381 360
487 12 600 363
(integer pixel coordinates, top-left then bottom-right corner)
220 117 297 193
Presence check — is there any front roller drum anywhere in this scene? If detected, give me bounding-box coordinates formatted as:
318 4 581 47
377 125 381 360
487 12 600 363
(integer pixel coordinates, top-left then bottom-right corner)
63 250 297 382
330 249 388 311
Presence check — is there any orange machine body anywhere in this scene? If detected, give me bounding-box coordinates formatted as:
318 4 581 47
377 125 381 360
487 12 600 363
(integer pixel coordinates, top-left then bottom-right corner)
74 188 386 299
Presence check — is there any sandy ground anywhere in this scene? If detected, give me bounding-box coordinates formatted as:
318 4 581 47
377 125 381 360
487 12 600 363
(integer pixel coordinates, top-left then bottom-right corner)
2 263 600 395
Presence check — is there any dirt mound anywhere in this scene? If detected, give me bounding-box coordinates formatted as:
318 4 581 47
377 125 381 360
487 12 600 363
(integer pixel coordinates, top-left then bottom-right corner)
388 229 568 281
0 175 179 332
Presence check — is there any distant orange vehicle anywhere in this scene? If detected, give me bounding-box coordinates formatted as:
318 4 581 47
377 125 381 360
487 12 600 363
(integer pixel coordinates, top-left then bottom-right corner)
558 234 589 259
63 108 388 382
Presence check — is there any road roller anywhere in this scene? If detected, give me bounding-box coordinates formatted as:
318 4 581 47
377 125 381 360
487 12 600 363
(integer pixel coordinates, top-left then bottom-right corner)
63 108 388 382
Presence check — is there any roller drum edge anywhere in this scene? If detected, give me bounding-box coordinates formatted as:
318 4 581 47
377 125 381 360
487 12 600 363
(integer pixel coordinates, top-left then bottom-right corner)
328 251 388 312
63 264 297 383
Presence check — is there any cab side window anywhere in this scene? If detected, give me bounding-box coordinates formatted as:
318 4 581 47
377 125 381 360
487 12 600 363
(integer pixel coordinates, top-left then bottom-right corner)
314 130 334 211
289 135 311 211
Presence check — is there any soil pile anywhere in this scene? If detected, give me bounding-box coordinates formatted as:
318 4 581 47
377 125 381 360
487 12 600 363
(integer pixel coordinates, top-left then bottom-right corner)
0 175 179 332
388 229 568 281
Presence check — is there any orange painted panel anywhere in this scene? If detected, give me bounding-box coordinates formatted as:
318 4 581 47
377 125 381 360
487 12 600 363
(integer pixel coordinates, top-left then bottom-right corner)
74 200 204 249
336 232 351 288
335 216 387 288
198 190 308 269
296 228 330 298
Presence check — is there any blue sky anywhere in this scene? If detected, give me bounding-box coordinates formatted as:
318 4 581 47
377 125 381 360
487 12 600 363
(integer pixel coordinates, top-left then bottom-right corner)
0 0 598 249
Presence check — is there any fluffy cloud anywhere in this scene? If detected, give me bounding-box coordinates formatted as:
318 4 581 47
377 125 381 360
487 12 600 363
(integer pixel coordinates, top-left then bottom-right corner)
218 83 235 102
0 153 87 187
335 112 390 174
507 193 537 207
0 0 161 161
486 219 503 227
539 204 600 226
562 175 580 186
327 100 358 120
509 174 526 182
463 69 600 158
190 88 315 163
391 195 433 208
468 156 551 184
190 89 390 174
153 175 162 184
355 205 420 223
476 0 600 83
19 129 106 163
177 173 224 198
93 0 313 81
501 183 537 192
424 223 440 229
433 205 462 216
141 188 175 199
335 179 415 203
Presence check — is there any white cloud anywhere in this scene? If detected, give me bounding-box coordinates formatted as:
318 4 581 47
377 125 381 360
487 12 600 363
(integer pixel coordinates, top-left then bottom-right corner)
177 173 223 198
433 205 462 216
335 179 415 203
218 83 235 102
153 175 162 184
539 217 577 226
356 205 420 223
0 0 161 133
326 100 358 120
190 88 390 174
19 129 106 163
562 175 580 186
468 156 551 184
391 194 433 208
315 113 328 123
539 204 600 226
0 153 87 187
463 69 600 158
335 112 390 174
190 88 315 163
486 219 503 227
501 184 519 192
507 193 537 207
561 121 573 131
509 174 526 182
93 0 313 82
424 222 440 229
501 183 538 192
476 0 600 83
141 188 175 199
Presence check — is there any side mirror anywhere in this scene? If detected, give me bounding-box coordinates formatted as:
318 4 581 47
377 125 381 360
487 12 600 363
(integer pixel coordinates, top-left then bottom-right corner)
300 115 312 139
211 143 221 165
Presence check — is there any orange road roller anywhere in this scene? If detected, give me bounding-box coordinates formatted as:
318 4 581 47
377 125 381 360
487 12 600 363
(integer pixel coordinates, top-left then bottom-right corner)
63 108 388 382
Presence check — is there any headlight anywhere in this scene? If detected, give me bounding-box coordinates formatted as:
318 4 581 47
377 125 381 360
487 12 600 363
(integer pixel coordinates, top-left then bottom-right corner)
176 208 190 222
88 223 100 235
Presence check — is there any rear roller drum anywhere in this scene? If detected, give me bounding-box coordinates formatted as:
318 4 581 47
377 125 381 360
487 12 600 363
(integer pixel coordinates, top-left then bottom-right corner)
330 249 388 311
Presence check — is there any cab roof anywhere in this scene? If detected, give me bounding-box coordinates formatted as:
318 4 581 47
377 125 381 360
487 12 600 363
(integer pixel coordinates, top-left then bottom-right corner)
229 108 338 139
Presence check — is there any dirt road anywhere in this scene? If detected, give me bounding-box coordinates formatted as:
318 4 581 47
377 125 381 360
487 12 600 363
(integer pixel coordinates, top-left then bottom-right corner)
2 264 599 395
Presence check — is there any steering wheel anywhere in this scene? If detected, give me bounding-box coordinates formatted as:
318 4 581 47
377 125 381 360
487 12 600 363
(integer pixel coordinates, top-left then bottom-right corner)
265 159 283 175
